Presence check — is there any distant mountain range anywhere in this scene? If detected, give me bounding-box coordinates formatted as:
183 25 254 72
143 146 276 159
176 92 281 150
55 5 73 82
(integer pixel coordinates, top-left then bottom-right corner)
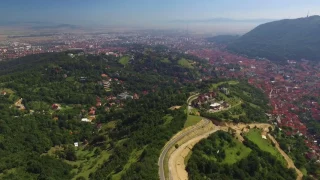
171 18 275 24
31 24 80 30
227 15 320 61
0 21 81 30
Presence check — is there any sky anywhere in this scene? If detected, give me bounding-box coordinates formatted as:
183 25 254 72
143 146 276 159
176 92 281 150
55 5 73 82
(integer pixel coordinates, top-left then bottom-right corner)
0 0 320 34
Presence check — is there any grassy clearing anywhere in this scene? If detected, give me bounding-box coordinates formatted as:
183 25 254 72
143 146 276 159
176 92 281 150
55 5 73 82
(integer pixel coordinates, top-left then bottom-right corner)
211 101 243 121
184 115 202 128
0 168 17 179
42 120 120 180
119 56 130 65
218 92 242 106
0 88 14 94
105 88 112 92
116 138 129 146
178 58 194 69
0 88 17 102
228 80 239 85
161 58 171 63
230 112 246 119
210 80 239 90
223 140 251 164
8 94 19 102
189 108 200 116
98 121 118 136
163 114 174 126
112 148 144 180
300 167 307 176
72 148 111 180
45 146 63 156
201 134 251 164
202 154 217 161
104 121 118 129
45 146 112 180
66 76 75 82
0 89 17 104
246 129 286 165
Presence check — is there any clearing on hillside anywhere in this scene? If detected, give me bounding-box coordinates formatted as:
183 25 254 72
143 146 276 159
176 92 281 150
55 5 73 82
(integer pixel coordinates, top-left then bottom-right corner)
111 148 144 180
178 58 194 69
163 114 174 126
246 129 286 165
119 56 130 65
184 115 202 128
161 58 171 63
197 131 251 164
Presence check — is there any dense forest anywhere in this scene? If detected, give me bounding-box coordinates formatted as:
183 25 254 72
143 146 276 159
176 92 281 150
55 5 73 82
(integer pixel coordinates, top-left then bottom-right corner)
0 48 216 179
207 35 239 45
0 47 307 180
187 131 297 180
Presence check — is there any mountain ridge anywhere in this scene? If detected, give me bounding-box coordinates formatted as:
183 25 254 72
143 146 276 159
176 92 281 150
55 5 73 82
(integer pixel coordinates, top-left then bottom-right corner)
227 15 320 61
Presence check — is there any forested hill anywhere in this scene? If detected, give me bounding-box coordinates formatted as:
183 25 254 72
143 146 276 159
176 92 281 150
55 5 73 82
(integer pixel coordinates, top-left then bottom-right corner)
187 131 297 180
0 50 216 179
227 16 320 62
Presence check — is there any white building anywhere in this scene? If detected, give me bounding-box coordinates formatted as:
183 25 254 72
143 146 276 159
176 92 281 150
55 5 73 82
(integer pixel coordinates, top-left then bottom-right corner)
210 103 221 110
81 118 91 122
74 142 79 147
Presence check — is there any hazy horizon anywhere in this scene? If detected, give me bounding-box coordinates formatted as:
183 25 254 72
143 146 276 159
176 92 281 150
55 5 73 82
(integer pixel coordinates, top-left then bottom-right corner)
1 0 320 35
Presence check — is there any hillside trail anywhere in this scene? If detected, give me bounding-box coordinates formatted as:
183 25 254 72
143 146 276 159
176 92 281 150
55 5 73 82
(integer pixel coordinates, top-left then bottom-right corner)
268 134 303 180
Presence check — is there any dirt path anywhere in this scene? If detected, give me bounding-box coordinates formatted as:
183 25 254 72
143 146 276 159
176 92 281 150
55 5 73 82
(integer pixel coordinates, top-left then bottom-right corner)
14 98 25 110
226 122 302 180
268 134 303 180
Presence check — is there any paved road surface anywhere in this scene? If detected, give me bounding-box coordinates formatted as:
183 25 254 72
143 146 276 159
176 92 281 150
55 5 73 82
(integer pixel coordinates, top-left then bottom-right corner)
158 93 200 179
158 119 210 180
168 125 219 180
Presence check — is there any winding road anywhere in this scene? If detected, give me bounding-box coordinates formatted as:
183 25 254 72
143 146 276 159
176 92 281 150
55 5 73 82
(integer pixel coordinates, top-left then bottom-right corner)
158 94 200 180
158 118 210 180
168 123 218 180
159 94 303 180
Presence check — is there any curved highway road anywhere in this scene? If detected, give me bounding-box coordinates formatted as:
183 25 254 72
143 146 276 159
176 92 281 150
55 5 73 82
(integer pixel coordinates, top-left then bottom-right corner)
158 94 201 180
158 118 210 180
